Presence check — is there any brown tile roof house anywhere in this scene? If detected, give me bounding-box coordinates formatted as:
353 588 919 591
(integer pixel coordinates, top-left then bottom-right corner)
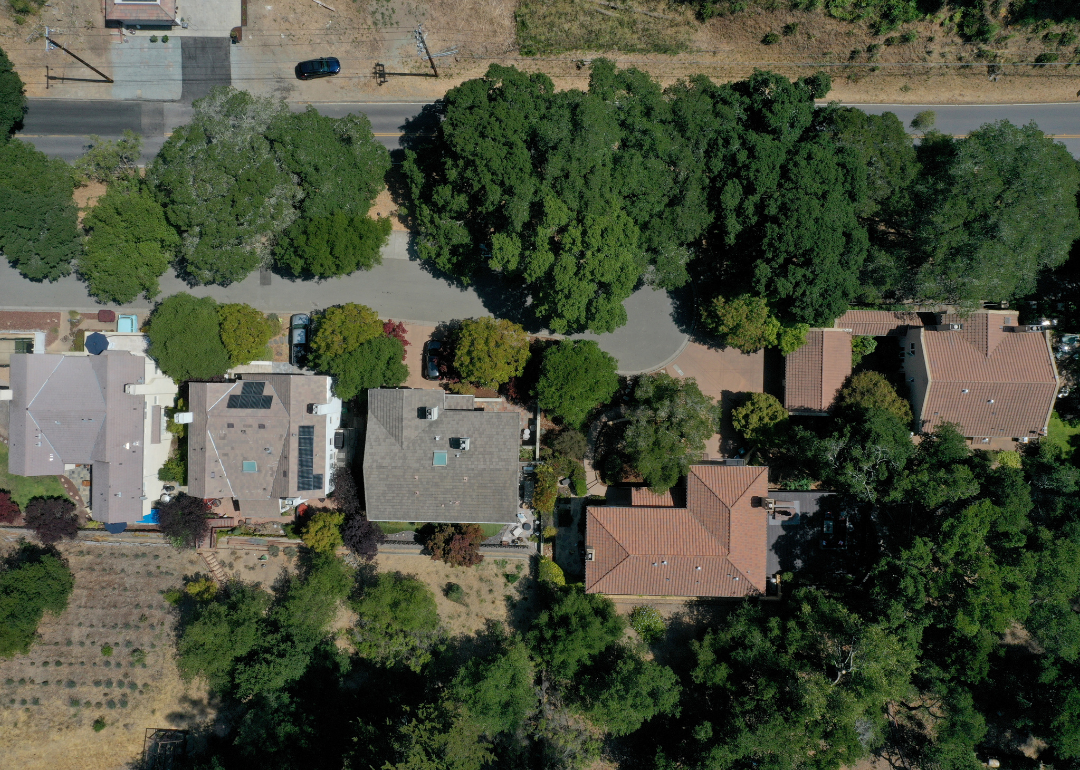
904 311 1059 441
586 464 769 598
785 329 852 415
834 310 927 337
186 375 341 513
105 0 177 26
363 388 520 524
8 351 172 524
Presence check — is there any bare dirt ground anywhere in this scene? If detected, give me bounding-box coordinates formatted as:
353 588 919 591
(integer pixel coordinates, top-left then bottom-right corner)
374 551 538 637
0 539 213 770
5 0 1080 104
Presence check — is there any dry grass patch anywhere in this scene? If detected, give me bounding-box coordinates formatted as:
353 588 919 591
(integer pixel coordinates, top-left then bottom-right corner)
0 541 213 770
374 552 538 637
516 0 696 54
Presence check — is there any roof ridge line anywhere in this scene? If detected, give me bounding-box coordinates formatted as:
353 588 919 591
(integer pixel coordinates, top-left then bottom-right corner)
587 513 630 586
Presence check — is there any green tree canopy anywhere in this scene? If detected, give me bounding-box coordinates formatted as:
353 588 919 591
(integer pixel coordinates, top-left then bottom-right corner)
731 392 788 447
454 316 530 389
536 340 619 428
814 406 914 502
624 372 719 494
301 510 344 554
310 303 384 367
404 61 711 333
0 44 26 140
0 139 81 282
73 130 142 184
528 586 625 681
0 541 74 658
912 121 1080 306
835 370 912 425
218 303 277 366
324 335 408 401
352 572 441 672
77 179 178 304
175 582 271 693
700 294 780 352
147 88 297 285
146 293 231 381
149 90 391 287
276 211 390 278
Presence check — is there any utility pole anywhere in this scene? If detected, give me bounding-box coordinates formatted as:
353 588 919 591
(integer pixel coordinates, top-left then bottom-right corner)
45 35 114 83
414 25 438 78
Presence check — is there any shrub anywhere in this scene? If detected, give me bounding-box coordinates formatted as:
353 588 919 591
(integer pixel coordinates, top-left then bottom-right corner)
542 526 558 539
93 717 106 731
538 557 565 586
551 429 588 462
301 510 345 554
0 490 21 524
422 523 485 567
851 335 878 367
1035 52 1059 64
629 605 666 643
149 34 158 42
444 582 466 605
267 545 279 557
762 32 781 45
107 699 116 709
573 476 588 497
162 34 169 42
331 466 362 518
782 22 798 36
900 30 918 43
23 497 78 544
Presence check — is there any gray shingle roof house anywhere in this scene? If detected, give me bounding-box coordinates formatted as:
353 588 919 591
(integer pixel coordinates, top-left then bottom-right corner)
8 350 178 524
186 375 341 515
363 389 520 523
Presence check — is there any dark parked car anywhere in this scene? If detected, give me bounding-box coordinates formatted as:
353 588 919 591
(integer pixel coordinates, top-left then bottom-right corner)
290 313 311 366
424 340 442 380
295 57 340 80
821 511 849 550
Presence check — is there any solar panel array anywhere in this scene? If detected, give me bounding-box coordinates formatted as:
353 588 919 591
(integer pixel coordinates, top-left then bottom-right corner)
241 381 265 395
227 394 273 409
297 425 323 491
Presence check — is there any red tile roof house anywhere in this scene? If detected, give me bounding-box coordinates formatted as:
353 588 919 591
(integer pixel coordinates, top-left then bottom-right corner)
902 311 1059 444
585 464 769 598
784 328 853 416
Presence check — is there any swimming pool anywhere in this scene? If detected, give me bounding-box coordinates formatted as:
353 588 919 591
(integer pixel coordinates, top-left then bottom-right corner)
117 314 138 333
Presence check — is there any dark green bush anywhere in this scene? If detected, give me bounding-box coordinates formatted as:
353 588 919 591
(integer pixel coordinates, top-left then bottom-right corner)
761 32 781 45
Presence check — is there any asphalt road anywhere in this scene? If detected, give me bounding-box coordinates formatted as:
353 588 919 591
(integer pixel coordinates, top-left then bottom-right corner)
8 97 1079 373
17 99 432 161
0 230 686 374
848 102 1080 156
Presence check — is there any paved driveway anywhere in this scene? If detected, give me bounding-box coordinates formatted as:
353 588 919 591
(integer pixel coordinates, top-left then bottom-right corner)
662 341 765 458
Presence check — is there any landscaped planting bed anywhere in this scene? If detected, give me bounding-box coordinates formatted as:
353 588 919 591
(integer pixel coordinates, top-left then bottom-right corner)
0 541 210 770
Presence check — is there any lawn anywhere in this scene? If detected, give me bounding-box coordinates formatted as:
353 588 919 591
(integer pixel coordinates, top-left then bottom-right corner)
1047 412 1080 460
0 442 67 508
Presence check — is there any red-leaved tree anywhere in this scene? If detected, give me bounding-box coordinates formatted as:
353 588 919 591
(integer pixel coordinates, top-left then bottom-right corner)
24 497 78 544
383 320 410 360
342 514 385 562
157 494 211 549
423 523 485 567
0 491 21 524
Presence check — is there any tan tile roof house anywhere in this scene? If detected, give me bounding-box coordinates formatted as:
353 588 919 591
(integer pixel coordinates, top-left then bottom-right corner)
8 350 178 524
363 388 520 524
586 464 769 598
785 329 853 415
904 311 1059 441
105 0 177 27
186 375 341 515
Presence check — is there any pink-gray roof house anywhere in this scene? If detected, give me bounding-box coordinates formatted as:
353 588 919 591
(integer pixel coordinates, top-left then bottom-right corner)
8 351 177 524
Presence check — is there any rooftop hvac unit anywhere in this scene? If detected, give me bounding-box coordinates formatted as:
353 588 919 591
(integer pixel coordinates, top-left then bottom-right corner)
585 548 595 562
449 437 470 451
758 497 776 510
422 406 439 421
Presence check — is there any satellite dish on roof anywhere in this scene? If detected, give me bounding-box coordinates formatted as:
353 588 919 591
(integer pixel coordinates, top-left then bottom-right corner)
85 332 109 355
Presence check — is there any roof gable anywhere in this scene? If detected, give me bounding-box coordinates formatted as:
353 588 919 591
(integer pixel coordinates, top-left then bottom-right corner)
784 329 852 414
586 464 769 597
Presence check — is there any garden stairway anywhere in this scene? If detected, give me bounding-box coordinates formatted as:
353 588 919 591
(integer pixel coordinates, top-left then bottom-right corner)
199 550 228 584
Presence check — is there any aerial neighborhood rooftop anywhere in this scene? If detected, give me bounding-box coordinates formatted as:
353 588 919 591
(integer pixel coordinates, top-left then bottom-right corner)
0 10 1079 765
